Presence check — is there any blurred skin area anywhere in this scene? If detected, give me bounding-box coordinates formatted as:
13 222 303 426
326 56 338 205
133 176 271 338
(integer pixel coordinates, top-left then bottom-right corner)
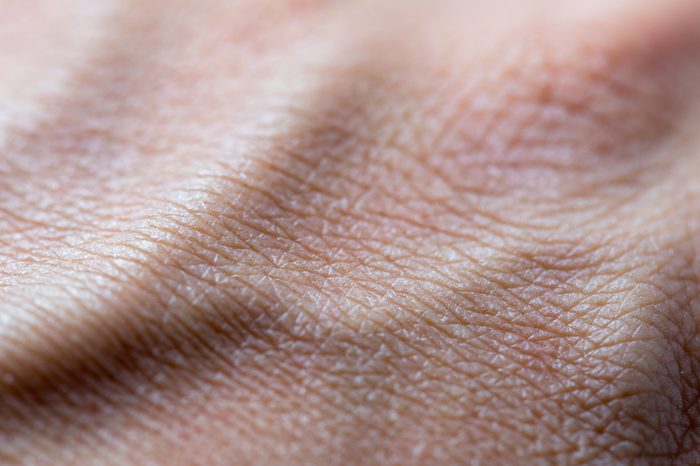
2 0 700 464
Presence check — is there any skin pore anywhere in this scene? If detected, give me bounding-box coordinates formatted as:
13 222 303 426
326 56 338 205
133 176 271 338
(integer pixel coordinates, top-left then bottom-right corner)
2 0 700 464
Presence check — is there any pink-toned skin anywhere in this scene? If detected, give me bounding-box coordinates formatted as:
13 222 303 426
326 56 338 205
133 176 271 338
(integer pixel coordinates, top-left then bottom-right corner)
1 1 700 464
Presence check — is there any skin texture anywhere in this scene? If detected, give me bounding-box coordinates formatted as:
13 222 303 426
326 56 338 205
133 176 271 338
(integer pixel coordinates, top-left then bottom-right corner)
2 0 700 464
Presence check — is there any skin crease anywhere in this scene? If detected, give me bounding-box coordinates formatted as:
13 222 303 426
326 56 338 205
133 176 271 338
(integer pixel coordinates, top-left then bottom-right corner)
2 0 700 465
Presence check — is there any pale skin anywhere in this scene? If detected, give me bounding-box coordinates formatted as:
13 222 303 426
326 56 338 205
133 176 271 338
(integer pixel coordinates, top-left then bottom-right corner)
2 0 700 464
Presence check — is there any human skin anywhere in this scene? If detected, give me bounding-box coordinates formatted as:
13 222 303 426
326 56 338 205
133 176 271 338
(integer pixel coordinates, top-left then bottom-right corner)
1 0 700 464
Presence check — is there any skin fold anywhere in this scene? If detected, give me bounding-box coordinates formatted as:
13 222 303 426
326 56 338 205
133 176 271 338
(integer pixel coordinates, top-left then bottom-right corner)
1 0 700 464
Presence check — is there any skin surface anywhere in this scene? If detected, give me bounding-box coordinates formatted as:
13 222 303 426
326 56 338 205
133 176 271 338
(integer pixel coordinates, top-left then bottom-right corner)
1 0 700 464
